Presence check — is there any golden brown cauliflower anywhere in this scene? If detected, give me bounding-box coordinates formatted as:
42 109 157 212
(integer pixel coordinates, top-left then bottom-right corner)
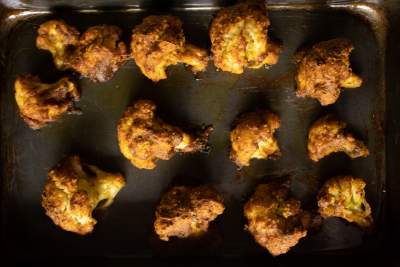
295 38 362 105
209 0 281 74
244 183 310 256
37 20 127 82
131 15 208 82
117 100 213 170
308 115 369 161
36 20 79 69
14 74 80 130
154 185 225 241
317 175 373 229
42 155 125 235
230 110 280 168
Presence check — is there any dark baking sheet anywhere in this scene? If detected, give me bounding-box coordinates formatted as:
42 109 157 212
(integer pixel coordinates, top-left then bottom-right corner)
0 0 391 265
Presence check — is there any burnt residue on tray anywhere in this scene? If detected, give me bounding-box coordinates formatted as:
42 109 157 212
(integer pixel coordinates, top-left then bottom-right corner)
0 0 388 262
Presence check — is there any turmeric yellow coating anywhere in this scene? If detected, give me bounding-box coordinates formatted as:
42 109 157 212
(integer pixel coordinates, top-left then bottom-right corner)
210 0 281 74
317 175 373 229
14 74 80 129
41 155 125 235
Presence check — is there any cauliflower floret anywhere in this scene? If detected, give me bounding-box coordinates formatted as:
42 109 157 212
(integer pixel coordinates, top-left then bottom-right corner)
308 114 369 161
244 183 310 256
41 155 125 235
317 175 373 229
37 20 127 82
230 110 280 168
14 74 80 130
36 20 79 69
131 15 208 82
209 0 281 74
154 185 225 241
295 38 362 105
117 99 213 169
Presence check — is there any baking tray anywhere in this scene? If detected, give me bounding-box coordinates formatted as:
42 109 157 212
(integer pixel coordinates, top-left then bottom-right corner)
0 0 396 265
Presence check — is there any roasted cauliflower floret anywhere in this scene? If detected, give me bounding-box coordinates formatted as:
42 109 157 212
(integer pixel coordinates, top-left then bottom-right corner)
131 15 208 82
154 185 225 241
37 20 127 82
36 20 79 69
230 110 280 168
14 74 80 130
244 183 310 256
209 0 281 74
41 155 125 235
317 175 373 229
118 100 213 169
295 38 362 105
308 115 369 161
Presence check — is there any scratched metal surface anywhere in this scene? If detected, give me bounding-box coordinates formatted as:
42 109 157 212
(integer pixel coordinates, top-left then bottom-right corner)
0 0 388 263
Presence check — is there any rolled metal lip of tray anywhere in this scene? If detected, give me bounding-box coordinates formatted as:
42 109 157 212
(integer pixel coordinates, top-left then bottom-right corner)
0 0 398 265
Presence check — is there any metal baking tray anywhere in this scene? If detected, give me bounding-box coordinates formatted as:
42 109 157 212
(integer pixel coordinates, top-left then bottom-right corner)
0 0 397 265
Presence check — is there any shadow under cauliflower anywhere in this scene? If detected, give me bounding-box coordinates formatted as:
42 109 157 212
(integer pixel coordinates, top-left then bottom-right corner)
41 155 125 235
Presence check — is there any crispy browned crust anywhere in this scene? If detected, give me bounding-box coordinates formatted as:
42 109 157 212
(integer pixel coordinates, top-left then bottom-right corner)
131 15 208 82
117 99 213 169
295 38 362 105
230 110 280 168
307 115 369 161
154 185 225 241
42 155 125 235
317 175 373 229
37 20 127 82
209 0 281 74
14 74 80 129
244 183 310 256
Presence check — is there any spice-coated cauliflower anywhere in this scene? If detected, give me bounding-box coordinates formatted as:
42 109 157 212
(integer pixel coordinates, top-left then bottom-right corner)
317 175 373 229
42 155 125 235
154 185 225 241
14 74 80 129
118 99 213 169
295 38 362 105
210 0 281 74
244 183 310 256
37 20 127 82
131 15 208 81
308 115 369 161
230 110 280 168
